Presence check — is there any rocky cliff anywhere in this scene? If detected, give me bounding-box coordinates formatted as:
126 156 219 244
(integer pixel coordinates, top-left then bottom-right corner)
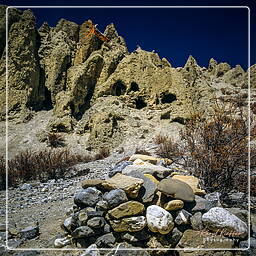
1 6 256 255
0 6 255 152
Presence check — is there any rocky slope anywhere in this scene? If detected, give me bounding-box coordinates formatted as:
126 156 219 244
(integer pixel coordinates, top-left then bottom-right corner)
0 5 256 256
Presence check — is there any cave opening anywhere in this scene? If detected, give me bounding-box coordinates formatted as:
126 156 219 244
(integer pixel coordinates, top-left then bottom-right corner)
171 117 185 125
112 80 126 96
42 87 53 110
130 82 139 92
161 93 177 104
135 97 147 109
217 71 224 77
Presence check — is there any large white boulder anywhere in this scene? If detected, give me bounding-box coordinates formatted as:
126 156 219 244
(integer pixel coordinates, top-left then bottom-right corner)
202 207 248 238
146 205 174 234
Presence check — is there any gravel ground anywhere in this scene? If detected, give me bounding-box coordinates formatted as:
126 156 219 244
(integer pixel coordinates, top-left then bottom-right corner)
0 155 132 254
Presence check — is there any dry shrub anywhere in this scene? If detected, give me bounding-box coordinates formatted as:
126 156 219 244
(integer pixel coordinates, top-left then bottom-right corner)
181 102 255 193
154 134 168 145
46 132 65 148
155 135 184 162
95 147 110 160
155 101 255 194
135 148 151 156
1 149 93 189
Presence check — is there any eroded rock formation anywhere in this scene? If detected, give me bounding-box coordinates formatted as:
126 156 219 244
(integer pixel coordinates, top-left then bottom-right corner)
0 6 254 150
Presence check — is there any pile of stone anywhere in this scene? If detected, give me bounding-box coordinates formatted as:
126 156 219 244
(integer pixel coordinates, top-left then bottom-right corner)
56 154 251 252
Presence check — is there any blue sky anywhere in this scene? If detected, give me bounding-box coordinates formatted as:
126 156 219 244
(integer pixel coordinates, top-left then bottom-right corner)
3 0 255 70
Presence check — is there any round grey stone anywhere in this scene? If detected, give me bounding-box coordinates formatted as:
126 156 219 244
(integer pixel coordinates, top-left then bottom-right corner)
103 189 128 208
72 226 95 238
74 187 102 207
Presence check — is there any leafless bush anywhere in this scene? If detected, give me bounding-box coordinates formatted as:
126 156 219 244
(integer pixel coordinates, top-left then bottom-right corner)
0 149 93 189
154 134 168 145
155 135 184 162
181 103 255 193
94 147 110 160
155 101 255 194
46 132 65 148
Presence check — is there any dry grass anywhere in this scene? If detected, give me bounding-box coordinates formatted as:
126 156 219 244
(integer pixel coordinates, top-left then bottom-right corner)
154 134 168 145
154 134 184 162
0 149 93 189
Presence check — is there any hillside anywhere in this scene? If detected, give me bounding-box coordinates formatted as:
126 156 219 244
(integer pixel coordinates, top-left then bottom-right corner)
0 6 255 256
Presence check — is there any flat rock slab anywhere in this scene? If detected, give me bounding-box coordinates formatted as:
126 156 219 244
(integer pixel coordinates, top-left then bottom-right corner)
172 175 206 196
157 178 195 202
108 201 145 219
109 216 146 232
122 163 172 179
81 179 104 189
176 229 235 250
20 225 39 240
101 173 144 198
129 154 160 164
202 207 248 239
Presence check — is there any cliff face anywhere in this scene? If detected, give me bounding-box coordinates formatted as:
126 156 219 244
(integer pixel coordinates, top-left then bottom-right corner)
0 6 254 151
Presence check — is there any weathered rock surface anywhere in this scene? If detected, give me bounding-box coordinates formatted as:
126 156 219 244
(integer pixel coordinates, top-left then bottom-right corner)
176 229 235 250
121 230 150 242
108 201 145 219
1 9 43 119
109 216 146 232
38 19 79 104
72 226 95 238
101 173 144 198
74 187 102 207
122 162 172 179
95 232 116 248
157 178 195 202
175 209 192 225
81 179 103 189
191 195 212 212
202 207 248 238
129 154 160 164
103 188 128 209
126 170 157 203
171 174 206 196
190 212 204 231
164 199 184 211
74 20 102 66
87 217 105 228
146 205 174 234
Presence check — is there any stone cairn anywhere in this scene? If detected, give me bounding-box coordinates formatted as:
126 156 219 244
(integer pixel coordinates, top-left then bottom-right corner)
55 154 249 252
